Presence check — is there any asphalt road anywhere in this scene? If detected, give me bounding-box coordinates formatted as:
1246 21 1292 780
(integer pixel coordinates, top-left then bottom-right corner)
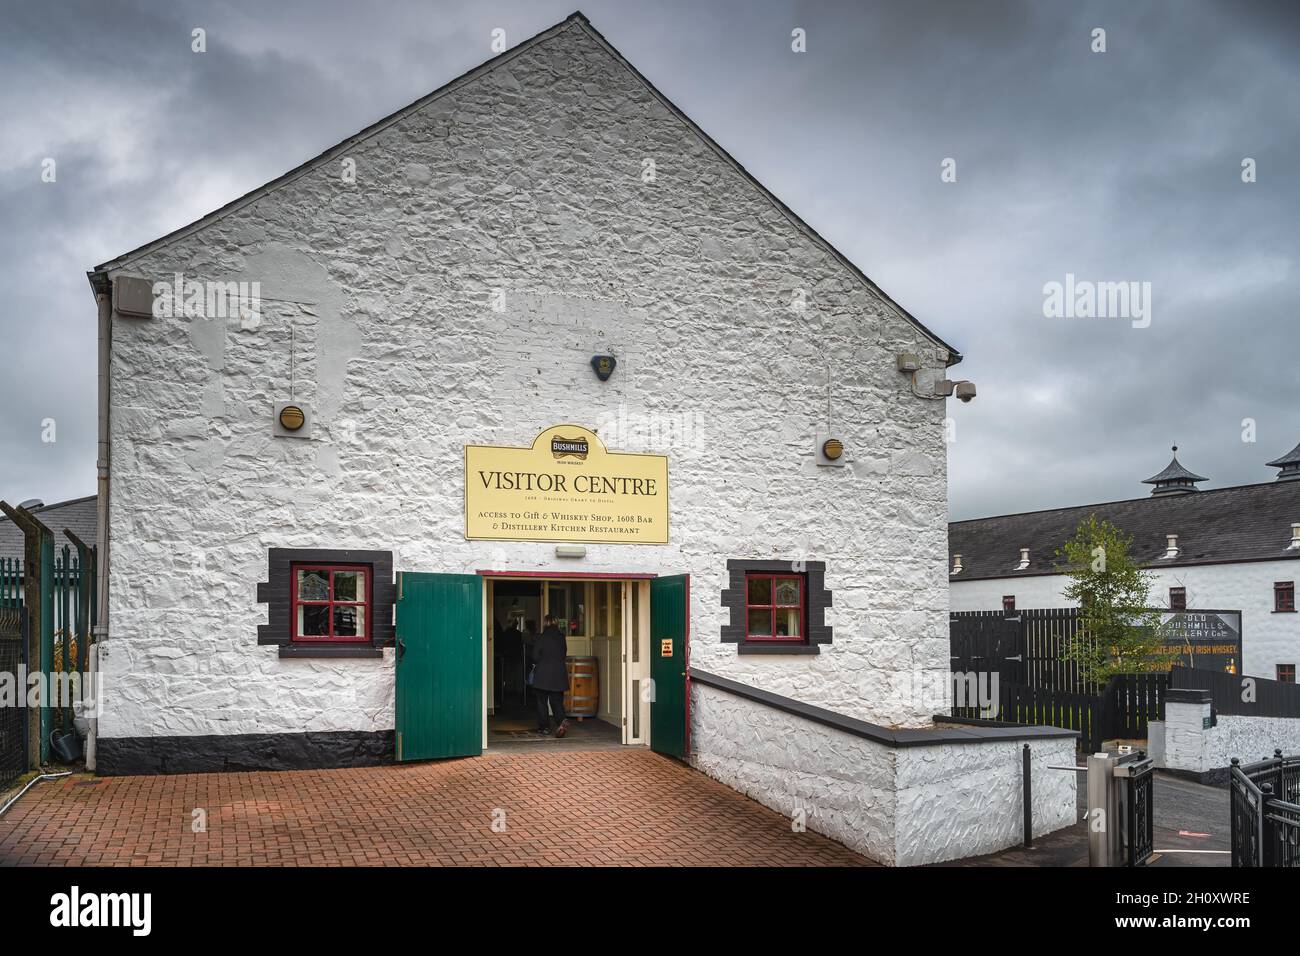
945 771 1231 867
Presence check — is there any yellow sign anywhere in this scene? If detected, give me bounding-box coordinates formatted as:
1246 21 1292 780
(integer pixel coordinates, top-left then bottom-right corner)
660 639 673 658
465 425 669 544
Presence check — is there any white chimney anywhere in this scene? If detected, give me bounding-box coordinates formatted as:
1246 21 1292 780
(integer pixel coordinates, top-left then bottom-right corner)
1290 523 1300 549
1016 548 1030 571
951 553 963 574
1164 534 1179 559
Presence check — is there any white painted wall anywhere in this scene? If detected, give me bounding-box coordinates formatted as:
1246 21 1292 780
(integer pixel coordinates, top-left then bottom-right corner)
950 560 1300 680
97 20 955 742
1151 698 1300 776
690 682 1077 865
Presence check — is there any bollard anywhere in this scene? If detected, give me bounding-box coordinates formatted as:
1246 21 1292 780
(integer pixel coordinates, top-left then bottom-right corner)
1023 743 1033 848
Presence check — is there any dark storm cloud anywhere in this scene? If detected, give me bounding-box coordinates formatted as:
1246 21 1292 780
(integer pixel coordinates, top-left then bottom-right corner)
1 0 1295 518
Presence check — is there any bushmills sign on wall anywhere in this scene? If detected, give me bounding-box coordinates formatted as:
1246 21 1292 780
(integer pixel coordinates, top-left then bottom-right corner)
1158 610 1243 674
464 425 669 544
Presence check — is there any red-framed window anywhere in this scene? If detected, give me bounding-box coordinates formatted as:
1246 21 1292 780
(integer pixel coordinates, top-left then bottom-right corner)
1169 587 1187 611
1276 581 1296 613
745 573 805 642
1002 595 1016 614
291 563 372 642
1278 664 1296 685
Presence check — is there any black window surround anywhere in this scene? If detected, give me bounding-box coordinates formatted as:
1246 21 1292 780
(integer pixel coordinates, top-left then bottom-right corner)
721 559 831 655
257 548 395 658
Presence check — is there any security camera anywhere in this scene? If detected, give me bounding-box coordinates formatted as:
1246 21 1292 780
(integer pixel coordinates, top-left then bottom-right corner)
954 381 977 403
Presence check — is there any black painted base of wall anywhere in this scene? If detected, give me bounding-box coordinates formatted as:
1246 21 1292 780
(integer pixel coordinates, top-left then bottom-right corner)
97 730 395 776
1157 765 1231 789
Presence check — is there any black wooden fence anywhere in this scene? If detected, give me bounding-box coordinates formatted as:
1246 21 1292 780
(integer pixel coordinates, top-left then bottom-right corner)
951 610 1172 750
951 671 1169 753
952 608 1103 695
1169 665 1300 719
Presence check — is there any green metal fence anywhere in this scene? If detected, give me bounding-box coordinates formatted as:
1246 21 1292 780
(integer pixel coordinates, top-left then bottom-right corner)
0 525 97 765
0 557 22 608
52 544 95 735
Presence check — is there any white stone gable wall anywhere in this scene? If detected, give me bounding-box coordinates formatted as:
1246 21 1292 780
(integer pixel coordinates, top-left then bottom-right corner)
100 21 952 740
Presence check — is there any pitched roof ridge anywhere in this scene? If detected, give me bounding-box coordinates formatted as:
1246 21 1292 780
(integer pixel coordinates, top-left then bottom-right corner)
950 479 1289 526
569 17 960 362
0 493 98 515
88 11 960 362
91 12 587 275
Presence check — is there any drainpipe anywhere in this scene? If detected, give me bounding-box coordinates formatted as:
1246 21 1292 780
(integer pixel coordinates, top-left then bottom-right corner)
88 280 112 772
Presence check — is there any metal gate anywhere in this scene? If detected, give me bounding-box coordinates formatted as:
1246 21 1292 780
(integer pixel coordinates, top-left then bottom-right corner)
1123 757 1155 866
0 606 28 791
1231 752 1300 867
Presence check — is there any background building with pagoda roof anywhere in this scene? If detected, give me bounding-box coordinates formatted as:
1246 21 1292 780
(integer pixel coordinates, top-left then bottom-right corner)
949 444 1300 682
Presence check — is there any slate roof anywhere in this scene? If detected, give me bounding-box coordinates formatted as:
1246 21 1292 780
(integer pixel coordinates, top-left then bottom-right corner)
1142 450 1207 485
0 495 98 561
1267 440 1300 468
949 481 1300 580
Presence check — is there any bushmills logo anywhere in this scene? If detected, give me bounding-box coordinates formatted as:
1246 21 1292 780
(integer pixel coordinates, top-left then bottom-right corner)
550 436 589 460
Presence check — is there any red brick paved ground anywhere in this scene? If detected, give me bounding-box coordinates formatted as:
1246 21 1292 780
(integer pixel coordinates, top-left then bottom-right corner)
0 750 871 866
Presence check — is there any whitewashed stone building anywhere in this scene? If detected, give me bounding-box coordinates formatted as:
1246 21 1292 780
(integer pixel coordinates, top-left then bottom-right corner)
86 12 1074 865
950 446 1300 681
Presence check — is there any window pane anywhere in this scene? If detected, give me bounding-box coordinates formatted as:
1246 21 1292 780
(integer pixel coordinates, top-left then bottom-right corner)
548 585 567 622
298 569 329 602
595 583 609 635
299 603 329 637
631 679 641 738
334 571 364 603
334 604 364 638
747 608 772 637
776 608 801 638
631 585 640 663
747 577 771 605
572 583 586 636
774 579 800 606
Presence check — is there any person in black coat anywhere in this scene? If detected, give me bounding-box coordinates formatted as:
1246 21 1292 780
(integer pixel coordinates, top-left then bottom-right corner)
531 615 570 736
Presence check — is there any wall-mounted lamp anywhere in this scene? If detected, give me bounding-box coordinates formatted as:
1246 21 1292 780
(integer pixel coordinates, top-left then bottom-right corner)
822 438 844 461
273 402 312 438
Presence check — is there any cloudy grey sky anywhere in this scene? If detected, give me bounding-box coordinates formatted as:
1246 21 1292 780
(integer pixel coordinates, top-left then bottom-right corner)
1 0 1296 519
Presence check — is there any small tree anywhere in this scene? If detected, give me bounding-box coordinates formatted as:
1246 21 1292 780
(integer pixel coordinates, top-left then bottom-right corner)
1059 515 1176 683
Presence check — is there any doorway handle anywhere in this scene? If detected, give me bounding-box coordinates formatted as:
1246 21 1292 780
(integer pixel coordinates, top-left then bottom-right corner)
398 639 406 660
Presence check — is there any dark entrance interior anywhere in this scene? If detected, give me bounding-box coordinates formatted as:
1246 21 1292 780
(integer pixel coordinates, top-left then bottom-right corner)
487 577 622 748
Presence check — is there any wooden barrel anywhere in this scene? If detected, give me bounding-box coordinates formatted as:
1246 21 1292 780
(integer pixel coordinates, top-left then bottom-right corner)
564 656 599 718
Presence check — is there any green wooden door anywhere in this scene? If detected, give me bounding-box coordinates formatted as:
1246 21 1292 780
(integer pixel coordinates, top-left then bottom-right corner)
650 574 689 759
395 572 483 761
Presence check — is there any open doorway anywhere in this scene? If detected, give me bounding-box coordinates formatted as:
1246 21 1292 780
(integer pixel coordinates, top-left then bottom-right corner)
485 575 651 749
